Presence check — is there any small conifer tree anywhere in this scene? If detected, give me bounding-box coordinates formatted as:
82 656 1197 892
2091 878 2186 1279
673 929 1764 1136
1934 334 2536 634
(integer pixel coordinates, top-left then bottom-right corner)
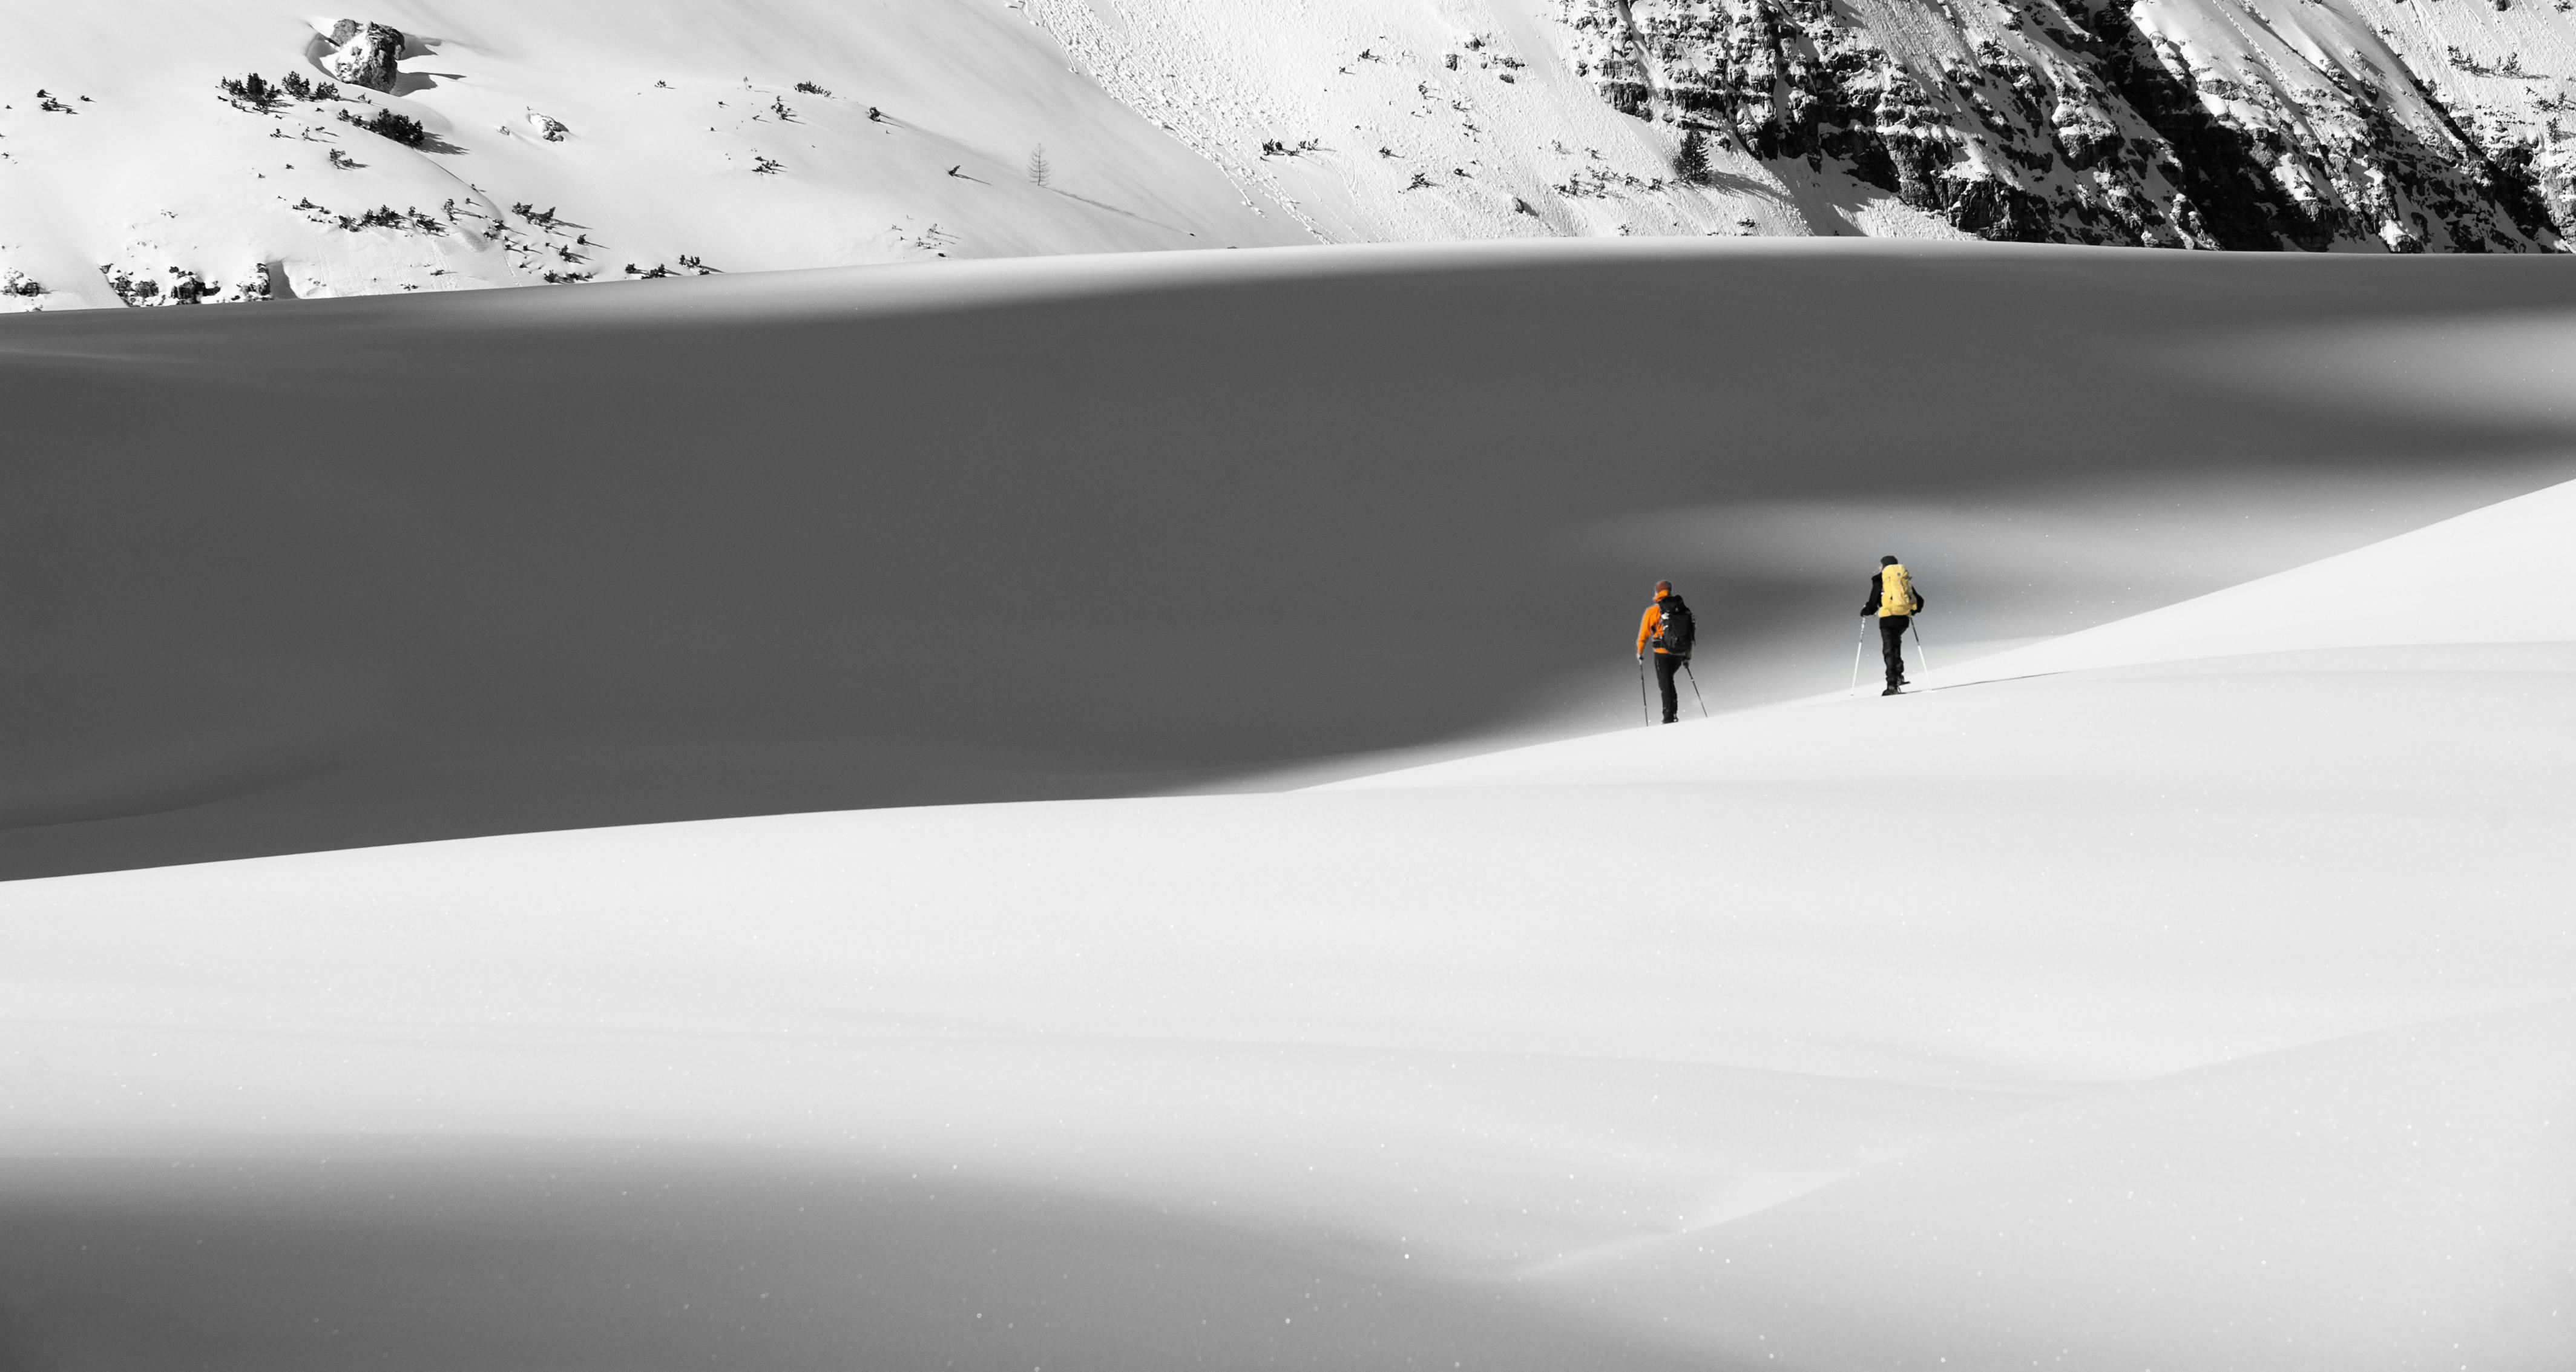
1675 127 1711 184
1028 145 1051 186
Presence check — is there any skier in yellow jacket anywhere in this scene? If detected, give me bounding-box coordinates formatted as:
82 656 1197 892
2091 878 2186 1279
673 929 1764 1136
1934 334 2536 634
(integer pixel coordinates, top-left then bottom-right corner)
1860 555 1925 696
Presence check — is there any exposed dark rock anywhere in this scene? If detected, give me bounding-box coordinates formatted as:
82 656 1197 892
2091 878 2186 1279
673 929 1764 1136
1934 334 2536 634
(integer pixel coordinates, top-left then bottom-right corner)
324 20 405 93
2072 0 2319 248
1555 0 2561 252
1949 179 2057 241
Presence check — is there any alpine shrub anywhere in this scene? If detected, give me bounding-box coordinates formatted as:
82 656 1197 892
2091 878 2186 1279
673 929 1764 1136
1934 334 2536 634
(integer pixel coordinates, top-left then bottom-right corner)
277 72 338 101
794 81 830 96
370 108 429 146
337 205 439 232
218 73 285 112
341 107 429 147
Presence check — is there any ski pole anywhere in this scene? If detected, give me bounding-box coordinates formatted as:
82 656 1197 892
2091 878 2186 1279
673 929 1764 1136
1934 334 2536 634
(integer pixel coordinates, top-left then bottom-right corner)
1682 661 1709 717
1849 619 1867 695
1637 656 1650 725
1910 619 1932 674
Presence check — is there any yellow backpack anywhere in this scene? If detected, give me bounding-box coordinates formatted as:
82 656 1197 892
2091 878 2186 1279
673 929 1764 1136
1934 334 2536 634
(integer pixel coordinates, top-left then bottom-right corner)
1880 564 1919 616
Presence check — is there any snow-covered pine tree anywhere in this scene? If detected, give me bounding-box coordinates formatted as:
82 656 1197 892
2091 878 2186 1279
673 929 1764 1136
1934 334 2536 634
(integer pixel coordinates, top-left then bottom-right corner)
1028 145 1051 187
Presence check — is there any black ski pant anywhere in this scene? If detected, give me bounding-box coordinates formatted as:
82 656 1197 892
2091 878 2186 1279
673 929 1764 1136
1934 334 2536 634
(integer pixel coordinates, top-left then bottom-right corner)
1652 652 1683 722
1878 615 1911 688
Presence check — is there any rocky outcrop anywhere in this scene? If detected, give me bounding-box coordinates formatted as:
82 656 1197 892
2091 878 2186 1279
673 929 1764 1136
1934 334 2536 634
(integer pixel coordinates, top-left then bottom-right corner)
93 261 278 306
324 20 404 94
1556 0 2562 251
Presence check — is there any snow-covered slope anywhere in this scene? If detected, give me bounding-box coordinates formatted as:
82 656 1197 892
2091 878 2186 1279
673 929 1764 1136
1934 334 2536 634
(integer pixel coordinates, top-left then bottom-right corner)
3 239 2571 882
1341 472 2576 792
0 0 1923 313
4 473 2570 1367
1017 0 1956 242
5 0 2567 314
1940 470 2576 681
0 1 1309 311
2 219 2572 1365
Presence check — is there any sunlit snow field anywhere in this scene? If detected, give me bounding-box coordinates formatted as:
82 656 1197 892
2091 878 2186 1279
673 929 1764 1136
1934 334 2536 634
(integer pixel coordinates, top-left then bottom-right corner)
2 240 2571 1369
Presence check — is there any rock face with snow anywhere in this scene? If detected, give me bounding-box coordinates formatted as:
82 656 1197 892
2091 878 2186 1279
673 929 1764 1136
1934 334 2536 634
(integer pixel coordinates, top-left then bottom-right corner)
321 19 403 94
0 0 2568 314
1560 0 2563 249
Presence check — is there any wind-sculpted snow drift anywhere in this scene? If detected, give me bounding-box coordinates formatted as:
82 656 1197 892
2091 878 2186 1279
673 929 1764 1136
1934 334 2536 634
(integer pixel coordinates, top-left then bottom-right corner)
1 0 2568 314
1 238 2573 1368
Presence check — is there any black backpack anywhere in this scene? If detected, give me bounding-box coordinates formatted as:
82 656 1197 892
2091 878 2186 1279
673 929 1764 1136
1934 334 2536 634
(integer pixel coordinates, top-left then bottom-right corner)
1654 596 1695 659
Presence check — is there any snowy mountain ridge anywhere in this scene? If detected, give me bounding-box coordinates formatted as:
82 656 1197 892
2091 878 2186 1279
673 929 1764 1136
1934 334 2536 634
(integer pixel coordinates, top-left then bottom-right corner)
1563 0 2569 248
2 0 2569 312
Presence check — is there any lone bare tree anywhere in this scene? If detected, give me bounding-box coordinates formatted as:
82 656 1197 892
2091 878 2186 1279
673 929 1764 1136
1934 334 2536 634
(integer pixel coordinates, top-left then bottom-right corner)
1028 145 1051 187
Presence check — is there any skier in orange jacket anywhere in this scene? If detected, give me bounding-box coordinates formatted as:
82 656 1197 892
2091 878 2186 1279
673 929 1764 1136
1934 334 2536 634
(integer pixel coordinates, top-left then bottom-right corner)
1635 581 1695 724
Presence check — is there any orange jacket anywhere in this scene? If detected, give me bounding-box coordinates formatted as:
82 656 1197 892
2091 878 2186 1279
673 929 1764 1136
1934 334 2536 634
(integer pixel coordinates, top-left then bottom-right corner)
1637 593 1671 656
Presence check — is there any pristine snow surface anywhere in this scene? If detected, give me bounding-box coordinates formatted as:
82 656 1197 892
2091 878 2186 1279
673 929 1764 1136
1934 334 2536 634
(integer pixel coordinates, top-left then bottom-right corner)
2 240 2573 1368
